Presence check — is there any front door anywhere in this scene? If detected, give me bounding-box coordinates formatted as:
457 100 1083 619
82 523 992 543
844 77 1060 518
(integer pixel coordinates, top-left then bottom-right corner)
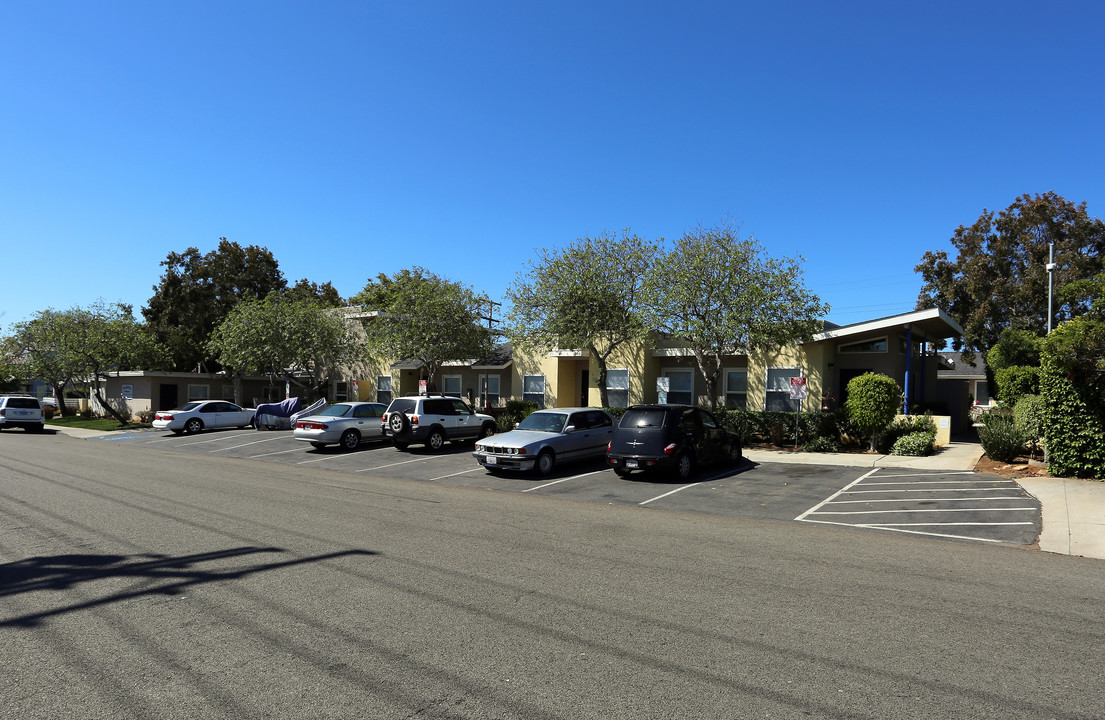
159 383 178 411
579 369 589 407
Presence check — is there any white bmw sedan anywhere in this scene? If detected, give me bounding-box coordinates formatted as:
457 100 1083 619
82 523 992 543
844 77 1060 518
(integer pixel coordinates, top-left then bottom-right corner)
153 401 255 434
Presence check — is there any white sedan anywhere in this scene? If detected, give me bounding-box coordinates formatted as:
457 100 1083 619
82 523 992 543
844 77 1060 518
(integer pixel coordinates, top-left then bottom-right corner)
153 401 255 434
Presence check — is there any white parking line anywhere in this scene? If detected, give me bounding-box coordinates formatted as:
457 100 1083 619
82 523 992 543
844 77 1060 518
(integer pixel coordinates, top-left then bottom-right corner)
524 470 607 493
827 496 1030 504
795 469 879 521
844 487 1016 494
174 432 258 447
250 447 307 458
813 507 1037 515
428 468 484 482
355 457 428 472
210 436 289 452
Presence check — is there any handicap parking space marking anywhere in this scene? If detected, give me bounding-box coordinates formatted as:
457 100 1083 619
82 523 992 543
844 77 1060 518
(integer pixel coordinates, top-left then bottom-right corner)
796 468 1038 543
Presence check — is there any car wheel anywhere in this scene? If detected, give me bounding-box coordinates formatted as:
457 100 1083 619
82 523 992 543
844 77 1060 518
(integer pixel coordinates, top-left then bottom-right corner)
426 430 445 451
393 441 409 451
340 430 360 451
729 442 743 464
185 418 203 434
388 412 409 434
477 422 496 441
535 450 555 476
673 452 693 481
310 442 327 449
31 423 45 433
613 466 631 478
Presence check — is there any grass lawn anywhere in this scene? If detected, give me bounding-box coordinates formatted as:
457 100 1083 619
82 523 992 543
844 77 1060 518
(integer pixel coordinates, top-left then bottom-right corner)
46 416 151 431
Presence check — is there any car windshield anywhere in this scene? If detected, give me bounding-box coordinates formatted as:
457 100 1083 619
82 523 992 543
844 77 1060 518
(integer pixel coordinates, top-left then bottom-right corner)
319 404 352 417
517 412 567 433
620 409 668 428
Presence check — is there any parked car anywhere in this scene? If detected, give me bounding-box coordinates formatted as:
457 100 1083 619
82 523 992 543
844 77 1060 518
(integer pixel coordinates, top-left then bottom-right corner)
473 407 615 475
606 404 741 480
293 401 387 450
382 395 497 451
152 401 255 434
0 395 45 433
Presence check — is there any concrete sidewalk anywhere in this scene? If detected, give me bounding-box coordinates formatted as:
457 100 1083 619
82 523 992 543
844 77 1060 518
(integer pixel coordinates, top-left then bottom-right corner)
745 442 1105 561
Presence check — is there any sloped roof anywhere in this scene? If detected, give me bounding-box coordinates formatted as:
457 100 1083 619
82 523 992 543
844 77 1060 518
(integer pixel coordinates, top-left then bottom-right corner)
813 308 965 342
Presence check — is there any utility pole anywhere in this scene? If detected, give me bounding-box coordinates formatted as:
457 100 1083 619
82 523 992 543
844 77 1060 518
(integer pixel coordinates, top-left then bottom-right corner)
1046 242 1057 334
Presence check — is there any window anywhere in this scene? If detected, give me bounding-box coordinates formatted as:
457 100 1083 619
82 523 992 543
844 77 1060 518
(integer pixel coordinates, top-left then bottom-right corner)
839 337 887 353
724 369 747 409
187 384 210 401
376 375 393 405
975 380 990 406
222 385 235 402
765 367 801 412
479 374 500 408
662 369 693 405
334 382 348 402
442 375 462 398
523 375 546 409
606 369 629 408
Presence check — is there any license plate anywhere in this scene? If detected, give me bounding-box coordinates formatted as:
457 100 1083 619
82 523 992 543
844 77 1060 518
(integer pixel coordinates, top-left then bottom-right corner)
626 459 638 469
485 456 497 465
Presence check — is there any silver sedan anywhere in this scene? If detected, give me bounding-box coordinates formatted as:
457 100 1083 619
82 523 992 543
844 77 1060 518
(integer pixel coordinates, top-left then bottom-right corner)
473 407 615 475
293 402 387 450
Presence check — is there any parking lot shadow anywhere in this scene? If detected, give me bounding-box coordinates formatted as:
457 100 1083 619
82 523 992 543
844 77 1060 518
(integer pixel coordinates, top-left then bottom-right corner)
0 547 377 628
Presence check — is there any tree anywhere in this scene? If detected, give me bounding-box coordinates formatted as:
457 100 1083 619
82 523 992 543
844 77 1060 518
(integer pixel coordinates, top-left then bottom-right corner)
208 293 361 402
915 192 1105 353
643 222 828 410
505 230 660 407
844 372 902 452
986 329 1042 408
287 279 344 308
354 267 492 390
7 302 165 424
143 238 287 372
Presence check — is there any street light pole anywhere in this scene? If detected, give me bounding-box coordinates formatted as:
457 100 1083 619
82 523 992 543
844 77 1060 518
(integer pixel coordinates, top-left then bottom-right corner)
1046 242 1056 334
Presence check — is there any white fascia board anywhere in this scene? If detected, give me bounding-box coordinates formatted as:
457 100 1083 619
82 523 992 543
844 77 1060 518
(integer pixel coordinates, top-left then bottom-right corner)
549 349 585 357
813 308 965 341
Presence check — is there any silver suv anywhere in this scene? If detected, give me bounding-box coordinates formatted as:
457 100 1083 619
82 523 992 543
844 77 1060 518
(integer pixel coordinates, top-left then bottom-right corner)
0 395 46 433
382 395 496 451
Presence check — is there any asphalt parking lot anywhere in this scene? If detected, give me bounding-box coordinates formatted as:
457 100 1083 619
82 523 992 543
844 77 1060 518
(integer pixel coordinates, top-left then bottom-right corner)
87 426 1040 547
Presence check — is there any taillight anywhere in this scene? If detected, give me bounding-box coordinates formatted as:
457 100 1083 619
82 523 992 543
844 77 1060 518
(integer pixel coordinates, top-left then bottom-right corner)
663 443 678 455
606 441 611 451
411 414 419 427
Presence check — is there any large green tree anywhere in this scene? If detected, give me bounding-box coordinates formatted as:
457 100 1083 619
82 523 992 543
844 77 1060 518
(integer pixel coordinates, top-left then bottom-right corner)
6 302 164 423
143 238 287 372
643 223 828 410
915 192 1105 353
505 230 660 407
354 267 492 391
208 292 361 402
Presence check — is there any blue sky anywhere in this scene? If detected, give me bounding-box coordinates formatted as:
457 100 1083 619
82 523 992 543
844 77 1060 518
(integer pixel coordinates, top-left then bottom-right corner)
3 1 1103 331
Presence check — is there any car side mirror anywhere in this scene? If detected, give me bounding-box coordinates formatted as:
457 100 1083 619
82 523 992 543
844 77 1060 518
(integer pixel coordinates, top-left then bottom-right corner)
564 425 576 433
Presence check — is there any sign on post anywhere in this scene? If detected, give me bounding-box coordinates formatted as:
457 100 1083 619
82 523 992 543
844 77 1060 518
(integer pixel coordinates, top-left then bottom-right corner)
789 376 807 448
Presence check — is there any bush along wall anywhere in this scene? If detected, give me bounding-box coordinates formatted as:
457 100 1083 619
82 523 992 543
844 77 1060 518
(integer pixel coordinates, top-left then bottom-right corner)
1040 356 1105 479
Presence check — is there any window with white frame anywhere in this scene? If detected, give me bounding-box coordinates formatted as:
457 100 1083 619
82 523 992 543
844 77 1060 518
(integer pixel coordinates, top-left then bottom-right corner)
765 367 801 412
187 384 210 401
724 369 748 409
376 375 393 405
662 369 693 405
606 368 630 408
523 375 546 408
839 337 887 353
974 380 990 406
479 375 500 408
442 374 462 398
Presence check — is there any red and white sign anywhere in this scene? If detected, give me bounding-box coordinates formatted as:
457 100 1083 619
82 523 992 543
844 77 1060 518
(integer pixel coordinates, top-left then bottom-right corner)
789 377 808 400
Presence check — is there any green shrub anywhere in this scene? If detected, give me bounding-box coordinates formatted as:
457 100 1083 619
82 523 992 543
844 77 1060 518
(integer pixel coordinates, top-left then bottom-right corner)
994 365 1039 408
977 415 1026 463
803 435 841 453
502 399 538 424
844 373 902 451
1013 394 1046 452
758 411 796 445
714 407 758 444
603 406 628 421
876 415 937 454
890 431 936 456
1040 336 1105 479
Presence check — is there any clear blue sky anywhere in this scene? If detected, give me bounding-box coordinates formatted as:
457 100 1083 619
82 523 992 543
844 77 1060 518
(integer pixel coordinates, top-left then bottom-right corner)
3 1 1103 331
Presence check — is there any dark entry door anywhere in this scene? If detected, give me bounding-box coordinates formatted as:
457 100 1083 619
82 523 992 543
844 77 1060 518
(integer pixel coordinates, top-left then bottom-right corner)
159 383 178 411
580 370 589 407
